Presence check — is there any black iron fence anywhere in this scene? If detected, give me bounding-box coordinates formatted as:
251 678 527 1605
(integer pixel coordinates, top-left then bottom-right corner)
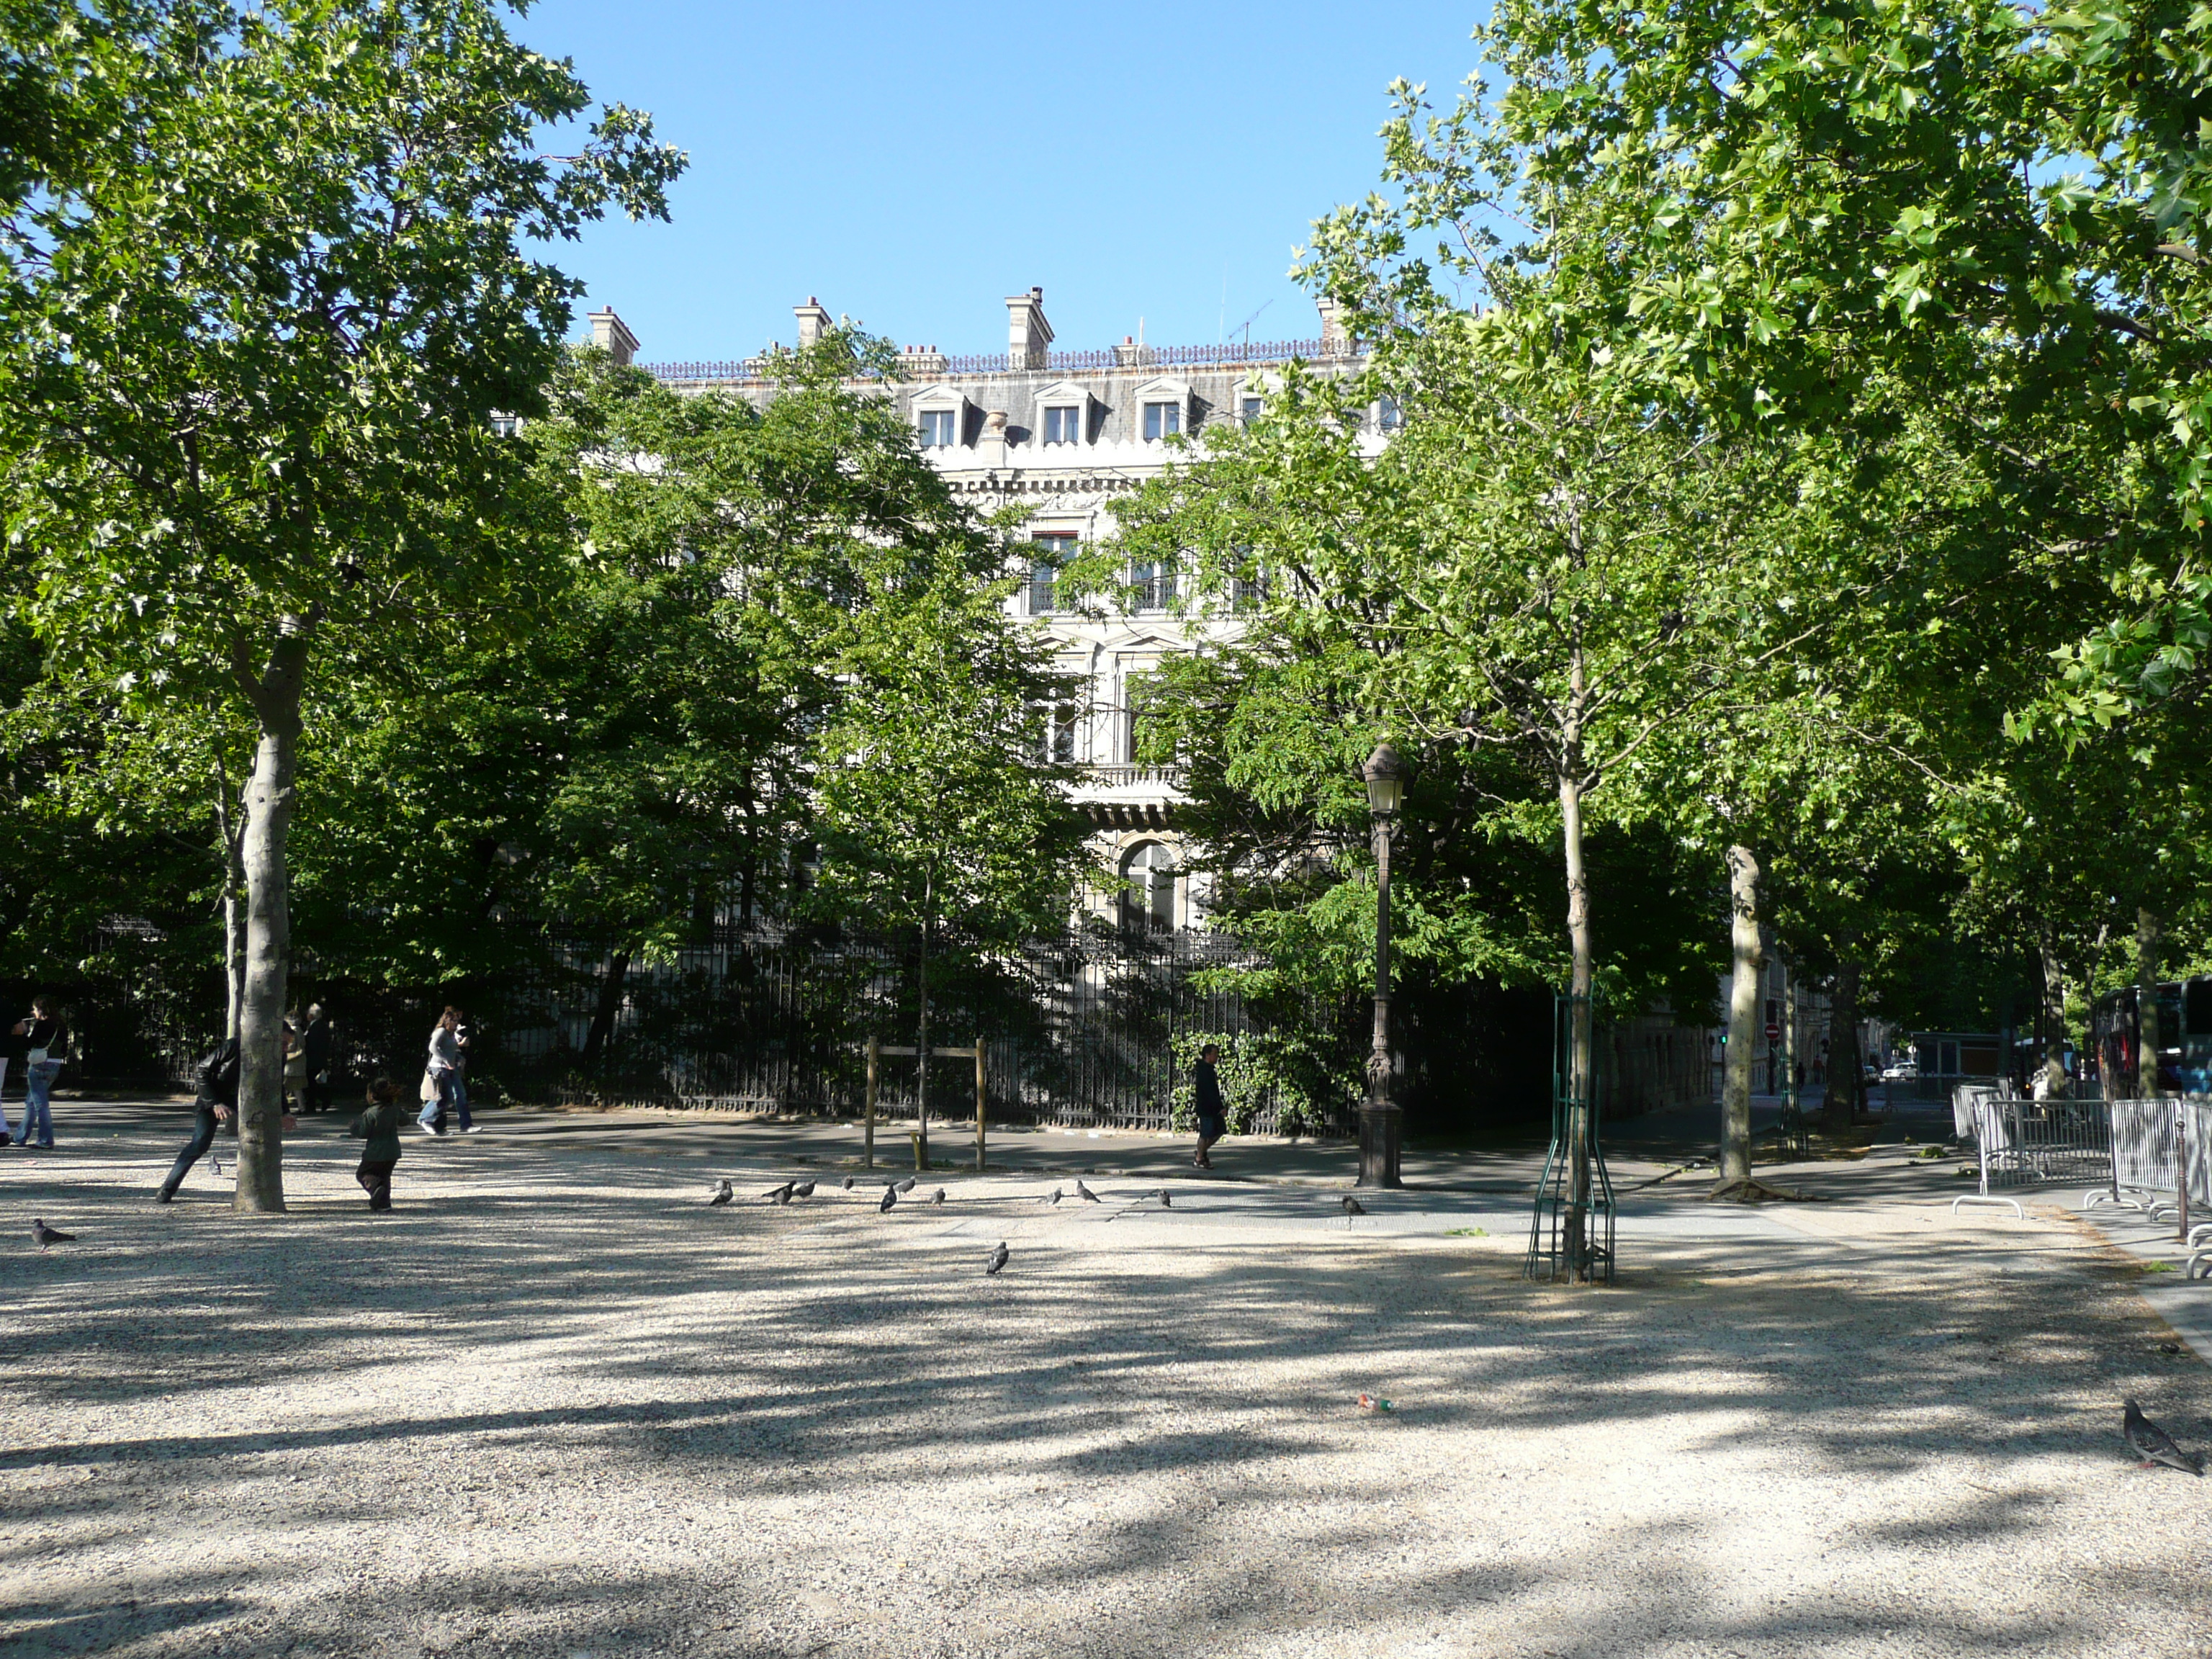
487 921 1356 1136
40 920 1361 1137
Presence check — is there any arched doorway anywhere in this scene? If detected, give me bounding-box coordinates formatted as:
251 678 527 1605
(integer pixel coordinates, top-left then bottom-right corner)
1119 840 1177 935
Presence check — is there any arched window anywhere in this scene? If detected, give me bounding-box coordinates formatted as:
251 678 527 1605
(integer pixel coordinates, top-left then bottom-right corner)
1119 841 1177 935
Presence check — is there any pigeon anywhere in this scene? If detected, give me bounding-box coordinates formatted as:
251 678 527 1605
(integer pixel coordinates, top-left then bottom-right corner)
708 1179 733 1208
895 1177 917 1194
791 1181 816 1199
1076 1179 1101 1202
2123 1398 2204 1475
1157 1190 1173 1208
842 1175 856 1190
985 1241 1010 1275
32 1219 73 1250
879 1185 899 1213
1341 1195 1367 1215
763 1182 794 1205
1047 1187 1065 1205
932 1188 947 1205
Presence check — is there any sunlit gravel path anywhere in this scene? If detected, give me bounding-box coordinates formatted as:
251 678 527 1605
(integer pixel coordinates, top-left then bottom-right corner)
1 1107 2206 1658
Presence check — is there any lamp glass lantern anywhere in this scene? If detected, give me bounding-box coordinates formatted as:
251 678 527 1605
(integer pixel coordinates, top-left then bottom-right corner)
1362 743 1406 817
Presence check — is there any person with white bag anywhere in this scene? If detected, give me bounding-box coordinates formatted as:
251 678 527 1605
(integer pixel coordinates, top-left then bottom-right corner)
416 1006 465 1136
11 996 69 1150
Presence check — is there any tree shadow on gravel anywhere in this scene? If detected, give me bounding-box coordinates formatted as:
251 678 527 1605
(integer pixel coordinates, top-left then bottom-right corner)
1 1119 2208 1658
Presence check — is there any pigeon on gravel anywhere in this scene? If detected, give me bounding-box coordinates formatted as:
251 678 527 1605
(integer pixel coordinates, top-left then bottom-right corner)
2123 1398 2205 1475
842 1175 856 1190
1076 1179 1101 1203
1341 1195 1367 1215
708 1180 733 1208
895 1177 917 1193
791 1181 816 1199
32 1219 73 1250
1046 1186 1064 1205
879 1185 899 1213
932 1188 947 1205
985 1241 1010 1276
1156 1190 1174 1208
763 1182 794 1205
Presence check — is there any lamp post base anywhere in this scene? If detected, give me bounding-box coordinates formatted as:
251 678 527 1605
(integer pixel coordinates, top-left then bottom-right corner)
1357 1103 1403 1189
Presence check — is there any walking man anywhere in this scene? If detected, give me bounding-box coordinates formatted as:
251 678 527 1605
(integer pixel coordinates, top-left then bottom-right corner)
301 1003 333 1114
157 1037 240 1202
1192 1042 1226 1170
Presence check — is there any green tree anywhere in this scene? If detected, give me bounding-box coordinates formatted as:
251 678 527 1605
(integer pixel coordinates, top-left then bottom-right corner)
0 0 682 1209
809 557 1090 1164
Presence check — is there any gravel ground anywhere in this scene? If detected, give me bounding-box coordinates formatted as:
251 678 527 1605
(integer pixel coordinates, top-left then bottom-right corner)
1 1111 2208 1658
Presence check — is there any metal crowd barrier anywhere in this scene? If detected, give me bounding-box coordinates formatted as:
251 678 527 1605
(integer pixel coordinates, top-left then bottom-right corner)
2092 1100 2212 1280
1952 1084 2113 1219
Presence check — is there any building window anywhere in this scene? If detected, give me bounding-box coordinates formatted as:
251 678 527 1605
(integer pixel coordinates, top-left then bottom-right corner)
1043 404 1083 445
1377 395 1401 431
1143 400 1181 442
920 408 958 448
490 413 522 439
1044 703 1079 764
1241 395 1263 426
1130 559 1174 611
1029 532 1075 614
1231 573 1268 612
1120 841 1177 935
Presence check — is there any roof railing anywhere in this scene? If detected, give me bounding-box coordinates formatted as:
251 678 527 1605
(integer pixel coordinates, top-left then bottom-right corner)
639 337 1357 386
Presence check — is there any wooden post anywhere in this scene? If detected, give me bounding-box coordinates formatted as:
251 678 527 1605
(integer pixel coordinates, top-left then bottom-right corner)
974 1035 986 1172
865 1033 878 1170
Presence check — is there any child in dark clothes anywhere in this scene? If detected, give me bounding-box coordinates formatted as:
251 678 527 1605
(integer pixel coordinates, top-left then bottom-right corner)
348 1077 405 1211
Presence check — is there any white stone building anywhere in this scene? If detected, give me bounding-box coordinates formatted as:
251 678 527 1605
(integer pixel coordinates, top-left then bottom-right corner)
594 289 1383 935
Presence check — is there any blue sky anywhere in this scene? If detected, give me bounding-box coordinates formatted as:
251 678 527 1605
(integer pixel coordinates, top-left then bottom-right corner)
516 0 1492 366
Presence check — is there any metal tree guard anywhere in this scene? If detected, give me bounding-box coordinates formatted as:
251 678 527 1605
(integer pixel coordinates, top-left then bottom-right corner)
1525 992 1617 1285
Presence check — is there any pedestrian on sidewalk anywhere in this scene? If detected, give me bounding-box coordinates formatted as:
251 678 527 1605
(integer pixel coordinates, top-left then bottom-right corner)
417 1006 464 1136
10 997 69 1149
0 1007 22 1145
449 1009 477 1133
157 1037 240 1202
300 1003 333 1114
1192 1043 1225 1170
349 1077 405 1210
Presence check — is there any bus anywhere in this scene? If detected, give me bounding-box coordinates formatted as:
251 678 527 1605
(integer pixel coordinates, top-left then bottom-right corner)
2084 979 2212 1097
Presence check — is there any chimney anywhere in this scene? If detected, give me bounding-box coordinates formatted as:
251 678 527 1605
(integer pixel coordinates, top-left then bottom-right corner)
588 307 639 367
794 296 833 351
1007 285 1053 370
1317 297 1349 356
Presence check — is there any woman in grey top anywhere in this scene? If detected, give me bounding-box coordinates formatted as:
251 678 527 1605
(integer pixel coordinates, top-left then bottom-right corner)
417 1006 467 1136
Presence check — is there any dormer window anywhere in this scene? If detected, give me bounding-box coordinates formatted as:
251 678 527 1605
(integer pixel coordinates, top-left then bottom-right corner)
920 408 958 449
1143 401 1182 441
1377 395 1402 431
1043 405 1083 446
1241 396 1262 426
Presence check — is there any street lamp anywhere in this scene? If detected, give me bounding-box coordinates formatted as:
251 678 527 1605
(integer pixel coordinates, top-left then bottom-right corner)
1359 742 1407 1188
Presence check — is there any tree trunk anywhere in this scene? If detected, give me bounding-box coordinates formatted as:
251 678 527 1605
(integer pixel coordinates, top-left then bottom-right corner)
2136 905 2162 1098
1558 762 1595 1281
233 618 316 1214
1821 961 1861 1131
1717 845 1763 1187
213 751 248 1041
580 950 631 1070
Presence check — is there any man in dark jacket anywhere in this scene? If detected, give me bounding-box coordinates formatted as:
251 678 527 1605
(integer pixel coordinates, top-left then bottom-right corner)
1192 1043 1226 1170
300 1004 333 1114
156 1038 239 1202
